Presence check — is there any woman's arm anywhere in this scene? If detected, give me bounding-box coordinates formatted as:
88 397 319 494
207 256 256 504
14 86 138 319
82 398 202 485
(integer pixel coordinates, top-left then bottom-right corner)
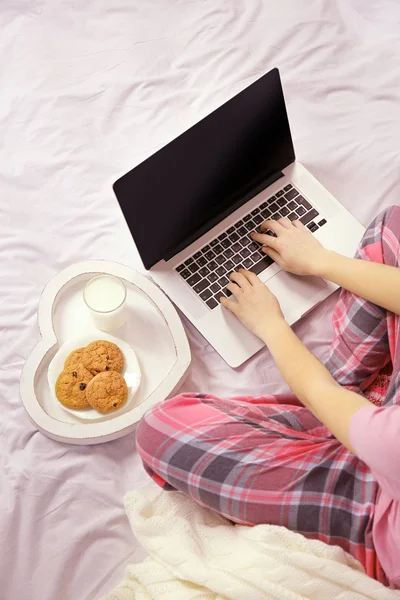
260 319 370 452
221 271 371 452
319 251 400 315
252 219 400 315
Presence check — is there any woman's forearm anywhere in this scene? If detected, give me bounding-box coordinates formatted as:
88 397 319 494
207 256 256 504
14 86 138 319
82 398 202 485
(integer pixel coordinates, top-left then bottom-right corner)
319 250 400 314
260 320 370 451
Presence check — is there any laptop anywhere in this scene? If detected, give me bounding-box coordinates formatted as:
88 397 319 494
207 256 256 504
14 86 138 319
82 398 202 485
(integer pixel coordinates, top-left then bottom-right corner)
113 68 364 368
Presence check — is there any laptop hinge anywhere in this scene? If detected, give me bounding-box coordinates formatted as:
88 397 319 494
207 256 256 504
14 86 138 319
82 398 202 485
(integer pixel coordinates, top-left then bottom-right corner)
164 170 284 263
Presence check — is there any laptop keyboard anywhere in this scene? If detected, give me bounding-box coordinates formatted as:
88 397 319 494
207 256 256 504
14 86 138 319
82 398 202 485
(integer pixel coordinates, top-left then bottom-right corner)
175 184 327 310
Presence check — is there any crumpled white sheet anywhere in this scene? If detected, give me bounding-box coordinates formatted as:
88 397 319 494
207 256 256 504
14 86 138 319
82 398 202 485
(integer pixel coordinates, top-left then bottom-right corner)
102 486 400 600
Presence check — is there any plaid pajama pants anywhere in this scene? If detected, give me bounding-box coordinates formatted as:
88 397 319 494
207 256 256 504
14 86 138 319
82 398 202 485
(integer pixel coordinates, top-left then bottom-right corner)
136 205 400 585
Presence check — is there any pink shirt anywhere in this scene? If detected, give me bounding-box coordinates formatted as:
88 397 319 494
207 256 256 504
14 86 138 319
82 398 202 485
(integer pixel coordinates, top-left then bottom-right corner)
349 405 400 588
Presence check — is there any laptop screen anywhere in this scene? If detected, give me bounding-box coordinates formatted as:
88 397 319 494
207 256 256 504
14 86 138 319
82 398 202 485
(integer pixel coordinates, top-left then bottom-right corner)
113 68 295 269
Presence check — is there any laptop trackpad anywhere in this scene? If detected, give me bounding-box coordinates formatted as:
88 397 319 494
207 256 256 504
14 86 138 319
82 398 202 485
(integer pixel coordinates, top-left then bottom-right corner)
264 271 327 321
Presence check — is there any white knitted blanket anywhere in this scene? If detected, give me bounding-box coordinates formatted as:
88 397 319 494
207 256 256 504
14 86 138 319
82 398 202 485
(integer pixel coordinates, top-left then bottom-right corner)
102 486 399 600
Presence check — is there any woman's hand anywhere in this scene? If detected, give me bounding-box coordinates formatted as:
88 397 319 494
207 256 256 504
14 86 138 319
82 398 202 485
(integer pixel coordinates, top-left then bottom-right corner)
251 218 328 276
220 269 285 339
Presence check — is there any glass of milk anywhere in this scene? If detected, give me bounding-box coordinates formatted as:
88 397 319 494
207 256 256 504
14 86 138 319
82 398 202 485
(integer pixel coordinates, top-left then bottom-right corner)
84 275 128 331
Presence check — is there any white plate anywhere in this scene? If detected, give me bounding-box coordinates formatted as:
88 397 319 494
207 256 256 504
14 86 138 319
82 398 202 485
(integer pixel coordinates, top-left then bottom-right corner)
48 333 141 420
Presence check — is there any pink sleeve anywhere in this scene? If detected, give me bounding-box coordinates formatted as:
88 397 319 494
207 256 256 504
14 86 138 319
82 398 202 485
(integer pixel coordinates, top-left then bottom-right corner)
349 405 400 500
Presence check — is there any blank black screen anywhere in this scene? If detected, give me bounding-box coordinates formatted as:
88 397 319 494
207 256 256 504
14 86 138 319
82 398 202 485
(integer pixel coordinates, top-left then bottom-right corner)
113 68 295 269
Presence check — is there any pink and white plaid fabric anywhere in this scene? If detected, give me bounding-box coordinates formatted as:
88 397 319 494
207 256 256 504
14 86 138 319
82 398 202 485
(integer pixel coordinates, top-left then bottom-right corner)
137 205 400 586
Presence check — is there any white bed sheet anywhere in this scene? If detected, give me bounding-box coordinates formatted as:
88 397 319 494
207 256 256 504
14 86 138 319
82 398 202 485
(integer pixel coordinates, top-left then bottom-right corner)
1 1 400 599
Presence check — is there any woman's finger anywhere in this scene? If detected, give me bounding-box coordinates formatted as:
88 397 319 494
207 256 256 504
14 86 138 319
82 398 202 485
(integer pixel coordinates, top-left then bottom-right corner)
226 282 242 299
238 269 259 286
251 231 280 249
276 217 291 229
259 219 284 234
220 295 239 314
293 220 310 233
230 271 250 289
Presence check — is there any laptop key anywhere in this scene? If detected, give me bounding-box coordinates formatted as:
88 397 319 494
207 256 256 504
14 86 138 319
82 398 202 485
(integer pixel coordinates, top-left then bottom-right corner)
204 250 215 261
210 239 218 247
243 258 253 269
280 207 290 217
308 222 319 232
261 208 272 219
218 232 227 241
300 209 319 226
221 238 231 248
284 184 292 191
227 227 235 234
216 266 226 277
276 190 284 197
206 297 218 310
210 282 220 294
208 260 218 270
219 275 229 287
297 195 312 210
214 244 223 255
268 195 276 202
287 201 297 211
251 208 259 216
296 206 306 216
253 214 263 224
193 251 202 260
202 244 210 253
238 226 247 236
232 242 241 252
184 257 194 267
240 248 250 258
200 288 212 301
270 202 279 212
193 279 209 294
318 218 327 227
230 232 239 242
208 272 218 283
284 188 298 201
199 266 210 277
176 264 185 272
197 256 207 267
271 213 280 221
187 273 201 286
189 263 199 273
232 255 242 265
288 212 297 221
260 202 267 209
248 241 259 252
277 197 287 207
252 250 264 261
224 259 234 270
215 255 225 265
245 221 255 231
243 214 252 222
180 268 191 279
240 236 251 246
248 257 273 275
236 219 244 227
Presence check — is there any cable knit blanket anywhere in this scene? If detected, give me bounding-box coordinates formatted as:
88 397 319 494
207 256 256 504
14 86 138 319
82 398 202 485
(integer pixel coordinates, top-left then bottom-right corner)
102 486 399 600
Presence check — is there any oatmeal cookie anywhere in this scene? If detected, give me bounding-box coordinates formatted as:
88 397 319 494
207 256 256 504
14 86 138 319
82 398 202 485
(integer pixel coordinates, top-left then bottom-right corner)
86 371 128 413
82 340 124 375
